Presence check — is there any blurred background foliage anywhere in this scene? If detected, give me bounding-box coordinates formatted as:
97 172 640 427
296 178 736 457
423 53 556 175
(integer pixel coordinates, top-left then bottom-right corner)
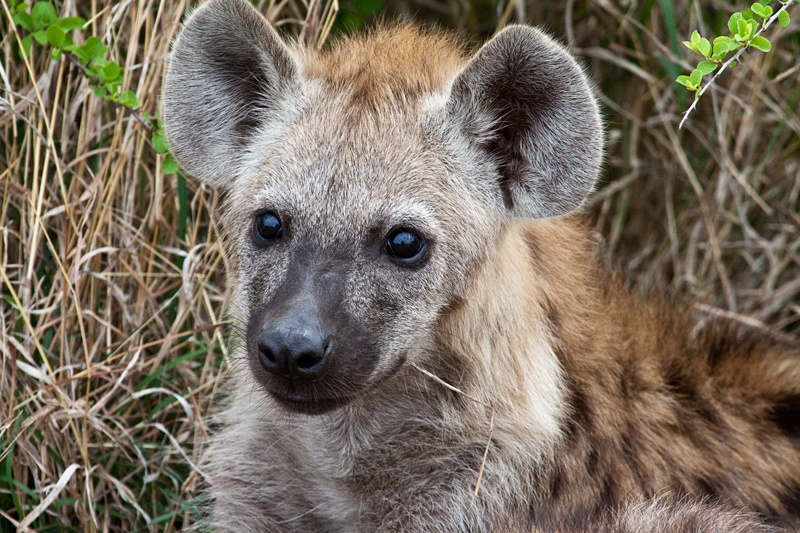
1 0 799 530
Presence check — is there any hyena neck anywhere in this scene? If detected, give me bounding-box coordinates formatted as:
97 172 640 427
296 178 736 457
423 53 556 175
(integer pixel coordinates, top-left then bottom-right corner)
431 220 591 460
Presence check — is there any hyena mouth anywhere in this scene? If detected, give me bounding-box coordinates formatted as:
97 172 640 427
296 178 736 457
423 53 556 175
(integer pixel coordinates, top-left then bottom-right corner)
270 393 355 415
264 354 409 415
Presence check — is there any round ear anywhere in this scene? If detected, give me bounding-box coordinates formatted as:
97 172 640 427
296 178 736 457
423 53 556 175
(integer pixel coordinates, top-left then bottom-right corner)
161 0 300 186
446 25 603 219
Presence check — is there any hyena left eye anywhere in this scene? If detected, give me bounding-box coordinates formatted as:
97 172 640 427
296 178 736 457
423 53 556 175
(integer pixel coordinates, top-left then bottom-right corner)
385 228 427 263
253 211 283 246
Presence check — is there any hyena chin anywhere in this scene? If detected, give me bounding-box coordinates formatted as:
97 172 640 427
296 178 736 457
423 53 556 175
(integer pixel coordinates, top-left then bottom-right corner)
162 0 800 531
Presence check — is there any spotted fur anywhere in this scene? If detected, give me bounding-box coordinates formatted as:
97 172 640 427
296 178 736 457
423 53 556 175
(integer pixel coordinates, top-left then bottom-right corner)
161 1 800 531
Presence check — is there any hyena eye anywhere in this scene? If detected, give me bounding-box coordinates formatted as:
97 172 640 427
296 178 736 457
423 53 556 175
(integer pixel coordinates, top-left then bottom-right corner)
385 228 427 262
253 211 282 246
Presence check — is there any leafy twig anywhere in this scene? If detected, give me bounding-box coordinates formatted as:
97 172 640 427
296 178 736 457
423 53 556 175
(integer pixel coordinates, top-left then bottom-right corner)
63 52 154 132
9 0 178 173
677 1 795 129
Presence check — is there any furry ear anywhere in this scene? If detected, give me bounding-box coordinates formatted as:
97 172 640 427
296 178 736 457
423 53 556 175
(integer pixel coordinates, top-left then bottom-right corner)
161 0 300 186
446 25 603 219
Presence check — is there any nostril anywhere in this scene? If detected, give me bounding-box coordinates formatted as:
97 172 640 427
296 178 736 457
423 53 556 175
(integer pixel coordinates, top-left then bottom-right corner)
296 353 318 371
260 345 276 364
258 341 283 375
290 335 333 377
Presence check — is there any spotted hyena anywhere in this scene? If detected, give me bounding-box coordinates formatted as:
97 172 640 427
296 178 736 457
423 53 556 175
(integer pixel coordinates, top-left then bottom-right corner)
161 1 800 531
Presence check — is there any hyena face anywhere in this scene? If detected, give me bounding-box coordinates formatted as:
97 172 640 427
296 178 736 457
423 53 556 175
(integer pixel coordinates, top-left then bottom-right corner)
224 106 502 413
162 0 602 414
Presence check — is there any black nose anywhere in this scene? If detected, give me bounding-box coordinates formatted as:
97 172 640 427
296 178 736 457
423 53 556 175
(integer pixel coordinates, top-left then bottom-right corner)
257 320 333 380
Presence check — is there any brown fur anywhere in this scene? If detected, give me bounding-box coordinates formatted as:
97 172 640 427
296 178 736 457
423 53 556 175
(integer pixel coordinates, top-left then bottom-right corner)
500 220 800 530
426 217 800 530
300 25 465 108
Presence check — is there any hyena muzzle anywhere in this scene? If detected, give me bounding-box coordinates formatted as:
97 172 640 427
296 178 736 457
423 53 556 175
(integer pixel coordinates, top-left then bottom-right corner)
161 0 800 531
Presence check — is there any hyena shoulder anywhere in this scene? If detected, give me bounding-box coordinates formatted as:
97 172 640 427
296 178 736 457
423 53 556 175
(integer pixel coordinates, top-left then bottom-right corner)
162 1 800 531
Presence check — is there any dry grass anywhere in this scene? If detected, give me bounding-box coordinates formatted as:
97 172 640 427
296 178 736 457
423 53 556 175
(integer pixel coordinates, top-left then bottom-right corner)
1 0 799 530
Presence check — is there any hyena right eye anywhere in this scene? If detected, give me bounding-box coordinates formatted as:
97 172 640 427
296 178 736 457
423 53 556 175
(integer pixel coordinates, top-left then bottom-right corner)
253 211 283 246
385 228 427 263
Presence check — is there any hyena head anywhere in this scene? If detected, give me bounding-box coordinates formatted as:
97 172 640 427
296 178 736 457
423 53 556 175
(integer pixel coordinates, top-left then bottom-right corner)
162 0 602 415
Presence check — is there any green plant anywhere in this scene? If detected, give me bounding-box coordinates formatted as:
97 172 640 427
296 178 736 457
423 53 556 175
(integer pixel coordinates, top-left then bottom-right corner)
8 0 178 173
676 1 795 128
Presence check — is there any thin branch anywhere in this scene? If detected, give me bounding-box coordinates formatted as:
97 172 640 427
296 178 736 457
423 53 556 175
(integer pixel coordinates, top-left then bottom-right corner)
679 0 795 129
64 52 154 132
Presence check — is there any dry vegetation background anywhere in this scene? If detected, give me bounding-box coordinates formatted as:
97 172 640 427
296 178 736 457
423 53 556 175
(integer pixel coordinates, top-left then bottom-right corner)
1 0 799 530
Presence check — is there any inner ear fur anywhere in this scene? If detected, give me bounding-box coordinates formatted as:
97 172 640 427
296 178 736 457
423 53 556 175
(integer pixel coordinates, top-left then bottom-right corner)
447 25 603 219
161 0 299 186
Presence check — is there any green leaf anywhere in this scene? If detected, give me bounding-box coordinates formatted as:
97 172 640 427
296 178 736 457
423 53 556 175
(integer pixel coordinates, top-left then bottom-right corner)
71 47 89 63
32 30 47 45
736 18 749 39
691 30 701 44
93 86 108 97
729 12 744 35
747 20 758 40
675 75 693 88
46 25 65 47
91 56 108 69
152 131 169 154
103 62 121 81
12 11 33 30
697 61 717 75
31 2 57 31
59 17 86 31
20 35 33 57
750 35 771 51
751 3 765 17
119 90 139 108
698 38 711 57
763 6 773 17
79 37 108 60
51 47 62 60
689 68 702 85
713 35 731 46
683 40 696 52
779 11 790 27
162 154 179 174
